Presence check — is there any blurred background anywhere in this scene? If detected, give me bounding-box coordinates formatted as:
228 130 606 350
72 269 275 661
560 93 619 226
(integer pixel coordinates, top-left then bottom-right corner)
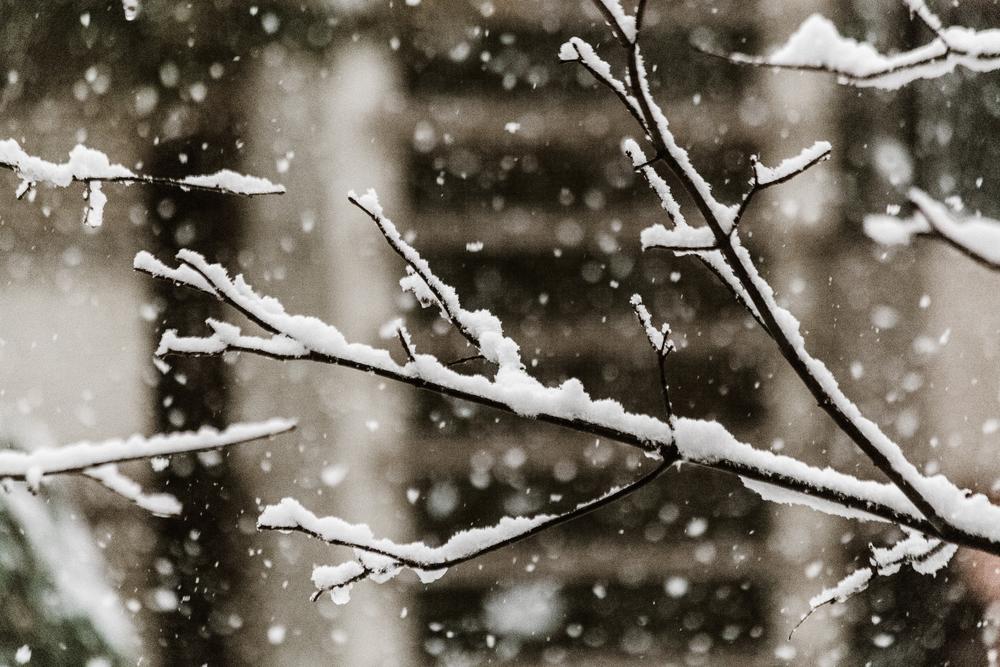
0 0 999 664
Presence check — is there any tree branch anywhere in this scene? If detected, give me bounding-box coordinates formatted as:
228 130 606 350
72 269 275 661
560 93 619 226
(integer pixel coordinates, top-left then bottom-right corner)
260 458 673 601
693 4 1000 90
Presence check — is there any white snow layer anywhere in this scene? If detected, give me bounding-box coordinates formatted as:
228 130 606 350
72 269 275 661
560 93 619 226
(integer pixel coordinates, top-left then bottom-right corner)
745 13 1000 89
180 170 285 196
865 188 1000 265
809 568 873 609
754 141 832 185
0 419 294 480
141 245 1000 544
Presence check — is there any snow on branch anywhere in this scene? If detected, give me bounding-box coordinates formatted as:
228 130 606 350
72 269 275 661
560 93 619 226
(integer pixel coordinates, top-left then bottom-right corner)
630 294 675 422
0 139 285 228
732 141 832 230
865 188 1000 271
569 1 985 539
0 420 295 515
258 459 671 602
697 6 1000 90
137 239 1000 564
752 141 832 189
347 189 523 370
131 0 1000 602
792 530 956 637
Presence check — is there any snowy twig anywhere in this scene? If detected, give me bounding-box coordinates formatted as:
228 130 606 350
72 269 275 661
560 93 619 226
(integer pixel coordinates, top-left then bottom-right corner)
630 294 675 423
865 189 1000 272
695 3 1000 90
0 139 284 228
348 190 524 371
791 530 956 638
0 420 295 514
259 459 672 602
733 142 832 230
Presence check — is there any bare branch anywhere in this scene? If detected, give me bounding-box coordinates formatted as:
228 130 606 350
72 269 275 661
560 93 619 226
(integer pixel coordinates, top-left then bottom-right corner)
395 323 416 364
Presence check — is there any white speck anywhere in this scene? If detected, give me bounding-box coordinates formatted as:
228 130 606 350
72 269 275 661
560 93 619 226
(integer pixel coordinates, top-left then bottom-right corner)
267 624 286 645
850 361 864 380
919 294 931 309
984 419 999 435
320 464 349 488
504 122 521 134
406 488 420 504
364 419 380 432
873 633 895 648
15 646 31 664
871 305 899 330
775 644 796 660
466 241 484 252
665 576 688 598
685 517 707 538
80 12 91 27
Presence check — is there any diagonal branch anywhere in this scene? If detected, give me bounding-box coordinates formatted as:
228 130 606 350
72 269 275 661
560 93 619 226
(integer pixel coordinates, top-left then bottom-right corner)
259 458 673 600
864 190 1000 272
576 0 960 538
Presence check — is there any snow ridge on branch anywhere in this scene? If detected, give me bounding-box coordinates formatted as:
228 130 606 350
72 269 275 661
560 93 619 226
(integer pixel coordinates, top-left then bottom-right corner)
865 188 1000 271
698 1 1000 90
0 420 295 515
0 139 285 227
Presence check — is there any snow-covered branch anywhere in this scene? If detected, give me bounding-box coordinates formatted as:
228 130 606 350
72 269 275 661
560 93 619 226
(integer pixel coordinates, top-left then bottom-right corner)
865 188 1000 271
792 530 956 637
565 0 1000 546
0 420 295 515
697 2 1000 90
137 224 1000 565
258 459 671 602
126 0 1000 604
0 139 285 227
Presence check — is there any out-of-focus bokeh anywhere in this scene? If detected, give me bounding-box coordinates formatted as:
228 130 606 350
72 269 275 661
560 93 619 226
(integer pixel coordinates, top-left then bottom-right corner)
1 0 999 665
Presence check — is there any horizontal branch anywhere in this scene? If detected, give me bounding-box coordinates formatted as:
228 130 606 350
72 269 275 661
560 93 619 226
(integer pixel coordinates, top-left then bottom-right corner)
0 420 295 514
0 139 284 228
695 10 1000 90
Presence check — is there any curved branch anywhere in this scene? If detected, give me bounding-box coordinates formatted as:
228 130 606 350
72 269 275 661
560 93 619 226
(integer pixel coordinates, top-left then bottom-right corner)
260 458 673 599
